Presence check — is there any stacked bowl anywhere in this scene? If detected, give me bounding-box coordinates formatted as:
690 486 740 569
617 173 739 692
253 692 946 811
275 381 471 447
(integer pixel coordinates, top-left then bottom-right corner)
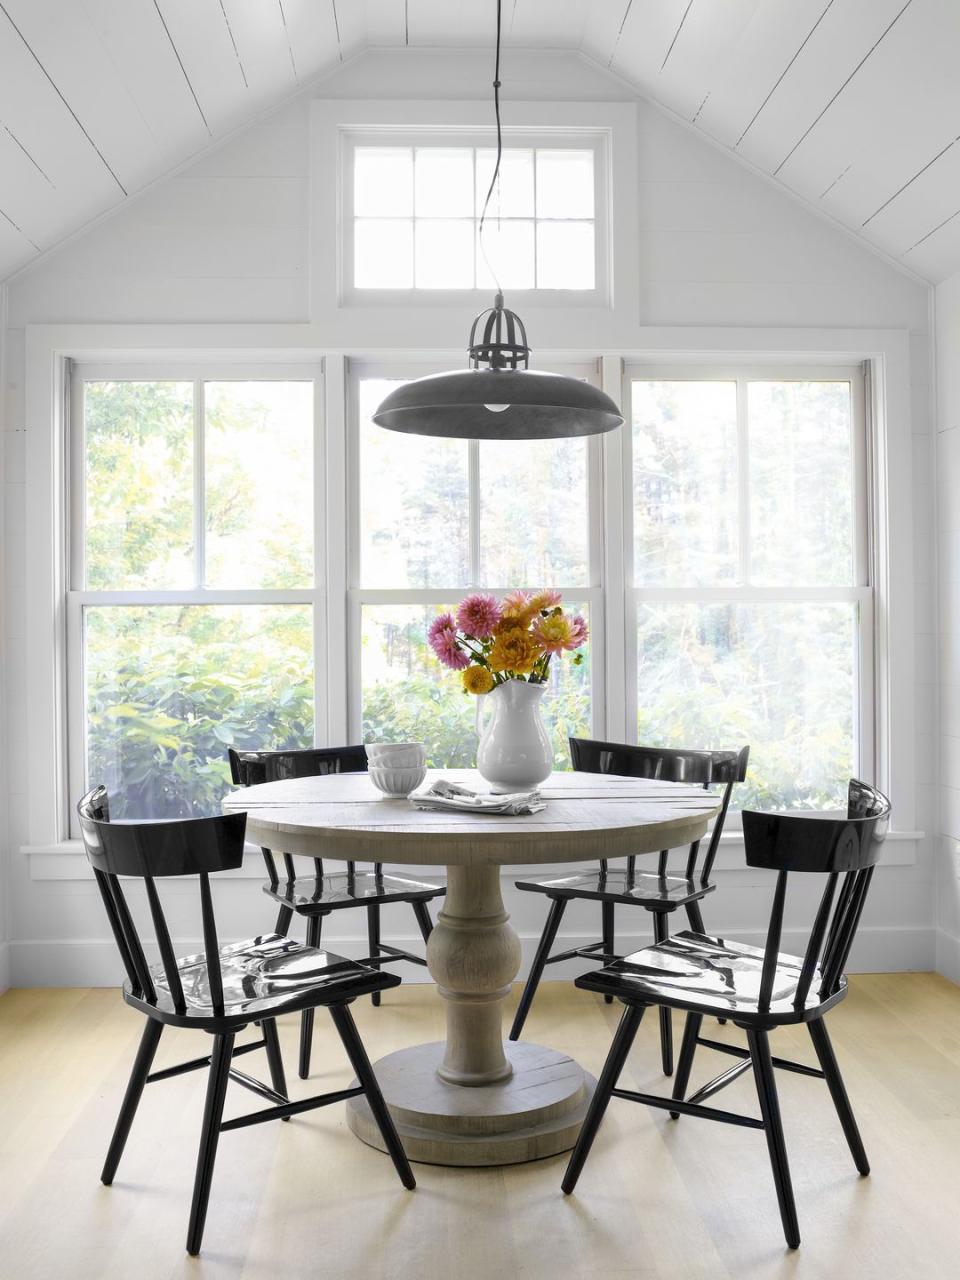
366 742 427 797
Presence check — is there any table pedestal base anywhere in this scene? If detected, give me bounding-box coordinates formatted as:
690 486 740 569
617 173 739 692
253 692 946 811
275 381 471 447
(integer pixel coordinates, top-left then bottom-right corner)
346 1040 595 1167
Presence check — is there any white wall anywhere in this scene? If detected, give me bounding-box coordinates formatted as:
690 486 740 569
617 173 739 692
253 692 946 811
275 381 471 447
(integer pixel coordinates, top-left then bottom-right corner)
0 50 940 987
935 270 960 981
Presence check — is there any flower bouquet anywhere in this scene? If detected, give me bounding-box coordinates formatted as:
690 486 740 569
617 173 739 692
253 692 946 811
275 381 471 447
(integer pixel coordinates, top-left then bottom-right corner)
427 590 588 694
427 590 589 791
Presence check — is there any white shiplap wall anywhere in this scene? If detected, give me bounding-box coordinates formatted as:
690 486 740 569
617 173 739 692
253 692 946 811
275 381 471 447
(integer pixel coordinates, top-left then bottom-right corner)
0 50 939 988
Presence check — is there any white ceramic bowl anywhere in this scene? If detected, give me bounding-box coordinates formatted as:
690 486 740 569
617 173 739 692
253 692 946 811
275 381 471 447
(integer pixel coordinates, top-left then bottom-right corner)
368 763 427 798
366 747 427 762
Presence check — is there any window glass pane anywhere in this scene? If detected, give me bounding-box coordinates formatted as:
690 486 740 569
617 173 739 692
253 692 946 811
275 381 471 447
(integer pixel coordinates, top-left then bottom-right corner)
637 602 855 809
85 604 313 819
475 148 534 217
476 219 535 290
415 219 475 288
479 437 589 586
362 603 591 769
415 148 473 217
632 381 738 586
354 147 412 217
536 221 594 289
358 379 469 588
205 381 314 589
84 380 194 590
535 150 594 218
749 381 854 586
355 219 413 288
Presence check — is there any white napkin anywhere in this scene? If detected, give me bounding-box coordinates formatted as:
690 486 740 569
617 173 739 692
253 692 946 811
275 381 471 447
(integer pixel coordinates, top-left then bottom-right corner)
409 778 546 815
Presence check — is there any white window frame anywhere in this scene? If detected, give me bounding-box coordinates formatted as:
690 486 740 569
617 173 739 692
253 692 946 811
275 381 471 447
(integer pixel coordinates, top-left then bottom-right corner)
20 324 920 878
310 100 639 328
344 357 607 744
343 132 605 303
620 363 873 820
63 359 326 839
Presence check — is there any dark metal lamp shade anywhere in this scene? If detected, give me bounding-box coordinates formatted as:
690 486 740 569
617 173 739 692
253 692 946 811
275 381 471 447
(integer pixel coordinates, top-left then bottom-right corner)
371 368 624 440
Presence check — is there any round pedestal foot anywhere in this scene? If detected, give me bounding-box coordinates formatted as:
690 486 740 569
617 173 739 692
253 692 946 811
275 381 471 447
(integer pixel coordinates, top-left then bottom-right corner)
346 1040 595 1167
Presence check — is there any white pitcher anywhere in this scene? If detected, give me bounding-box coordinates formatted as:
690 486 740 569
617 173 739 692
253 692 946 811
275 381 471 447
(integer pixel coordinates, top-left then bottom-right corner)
475 678 553 792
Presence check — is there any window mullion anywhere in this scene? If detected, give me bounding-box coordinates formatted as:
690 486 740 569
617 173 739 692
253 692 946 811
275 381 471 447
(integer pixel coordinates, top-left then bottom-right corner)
737 376 750 584
469 438 481 584
193 379 205 590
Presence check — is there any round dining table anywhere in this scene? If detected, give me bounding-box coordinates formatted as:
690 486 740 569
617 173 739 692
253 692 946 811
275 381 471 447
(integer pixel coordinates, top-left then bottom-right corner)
224 768 720 1167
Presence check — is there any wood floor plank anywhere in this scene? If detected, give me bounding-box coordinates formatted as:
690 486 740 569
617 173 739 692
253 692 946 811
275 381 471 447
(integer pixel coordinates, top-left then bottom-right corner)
0 977 957 1279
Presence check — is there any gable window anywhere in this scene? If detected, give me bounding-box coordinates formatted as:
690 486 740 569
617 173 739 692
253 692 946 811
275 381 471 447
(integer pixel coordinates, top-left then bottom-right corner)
343 135 605 299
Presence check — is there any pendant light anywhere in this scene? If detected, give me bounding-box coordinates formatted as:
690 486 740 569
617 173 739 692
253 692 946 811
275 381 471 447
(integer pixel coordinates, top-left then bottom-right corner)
372 0 624 442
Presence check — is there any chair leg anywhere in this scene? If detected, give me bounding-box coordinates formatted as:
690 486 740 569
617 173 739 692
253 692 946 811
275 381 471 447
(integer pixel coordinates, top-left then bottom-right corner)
410 899 433 945
274 904 294 936
652 913 673 1076
262 1018 289 1119
562 1004 645 1194
509 896 568 1042
601 900 615 1004
101 1018 164 1185
299 915 323 1079
808 1018 869 1175
685 899 706 933
747 1028 800 1250
367 903 382 1007
669 1012 703 1119
186 1032 235 1256
328 1003 415 1190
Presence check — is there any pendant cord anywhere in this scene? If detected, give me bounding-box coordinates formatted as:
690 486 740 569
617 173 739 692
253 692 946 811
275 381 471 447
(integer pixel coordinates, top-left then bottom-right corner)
477 0 503 297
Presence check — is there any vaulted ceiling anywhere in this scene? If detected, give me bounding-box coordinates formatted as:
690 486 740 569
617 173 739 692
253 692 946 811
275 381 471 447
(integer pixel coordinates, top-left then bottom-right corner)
0 0 957 286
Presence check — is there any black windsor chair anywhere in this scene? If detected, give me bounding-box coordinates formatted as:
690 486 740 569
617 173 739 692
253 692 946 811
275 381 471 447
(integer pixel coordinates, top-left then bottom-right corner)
228 745 445 1078
78 786 414 1257
510 738 749 1075
561 778 890 1250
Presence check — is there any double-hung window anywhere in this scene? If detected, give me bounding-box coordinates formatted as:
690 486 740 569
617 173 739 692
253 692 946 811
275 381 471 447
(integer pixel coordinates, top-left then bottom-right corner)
349 361 602 765
67 365 322 822
624 366 870 811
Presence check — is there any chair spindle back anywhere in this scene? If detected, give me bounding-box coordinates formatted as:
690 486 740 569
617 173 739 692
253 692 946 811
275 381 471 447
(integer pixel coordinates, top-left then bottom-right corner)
743 778 890 1012
569 738 750 882
77 786 247 1016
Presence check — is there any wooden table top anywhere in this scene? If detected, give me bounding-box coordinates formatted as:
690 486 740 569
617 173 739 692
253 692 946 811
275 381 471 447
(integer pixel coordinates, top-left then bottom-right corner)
223 768 721 867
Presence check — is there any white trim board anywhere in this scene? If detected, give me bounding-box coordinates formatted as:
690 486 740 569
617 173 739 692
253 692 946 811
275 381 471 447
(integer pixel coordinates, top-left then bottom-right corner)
5 924 937 989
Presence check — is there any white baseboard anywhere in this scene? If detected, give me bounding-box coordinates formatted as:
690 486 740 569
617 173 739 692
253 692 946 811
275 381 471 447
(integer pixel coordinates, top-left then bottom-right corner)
0 941 9 995
6 924 936 988
935 928 960 983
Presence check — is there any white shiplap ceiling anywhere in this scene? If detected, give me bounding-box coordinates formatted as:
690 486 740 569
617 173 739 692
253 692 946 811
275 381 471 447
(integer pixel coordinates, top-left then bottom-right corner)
0 0 958 285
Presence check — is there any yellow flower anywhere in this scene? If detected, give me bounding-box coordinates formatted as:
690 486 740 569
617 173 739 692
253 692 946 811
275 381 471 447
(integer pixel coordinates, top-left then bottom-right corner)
488 628 540 675
532 613 573 655
462 665 495 695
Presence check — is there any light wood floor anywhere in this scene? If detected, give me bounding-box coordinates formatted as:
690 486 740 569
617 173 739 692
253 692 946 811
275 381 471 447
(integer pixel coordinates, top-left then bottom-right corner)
0 974 958 1280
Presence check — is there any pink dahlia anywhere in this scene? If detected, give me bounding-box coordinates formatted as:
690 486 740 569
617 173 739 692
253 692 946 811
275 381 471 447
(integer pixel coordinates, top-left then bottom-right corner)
565 614 589 650
428 614 470 670
456 593 502 639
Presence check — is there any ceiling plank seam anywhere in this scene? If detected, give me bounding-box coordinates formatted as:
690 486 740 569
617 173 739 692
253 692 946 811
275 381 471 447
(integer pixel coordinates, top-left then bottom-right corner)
0 203 39 250
606 0 634 70
3 122 53 186
152 0 212 136
864 136 960 228
331 0 343 61
661 0 695 74
0 1 127 195
773 0 914 177
735 0 836 150
277 0 298 83
217 0 249 89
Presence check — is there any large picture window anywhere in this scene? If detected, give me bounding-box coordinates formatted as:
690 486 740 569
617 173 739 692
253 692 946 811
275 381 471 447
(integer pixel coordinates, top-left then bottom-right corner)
66 357 871 829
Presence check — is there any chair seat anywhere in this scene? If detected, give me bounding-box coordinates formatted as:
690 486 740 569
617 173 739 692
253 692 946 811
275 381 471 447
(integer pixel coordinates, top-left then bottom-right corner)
125 933 398 1028
574 930 846 1025
265 870 445 913
515 869 714 909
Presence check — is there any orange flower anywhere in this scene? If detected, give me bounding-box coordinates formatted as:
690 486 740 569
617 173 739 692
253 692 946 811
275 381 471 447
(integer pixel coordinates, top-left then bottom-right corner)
487 627 540 675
